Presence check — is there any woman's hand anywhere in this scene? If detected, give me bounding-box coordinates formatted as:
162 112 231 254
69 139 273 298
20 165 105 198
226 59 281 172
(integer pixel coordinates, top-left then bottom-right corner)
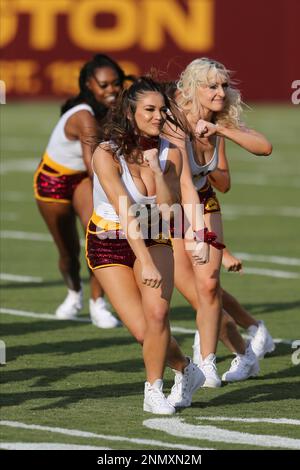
141 262 163 288
189 240 210 265
222 250 243 273
195 119 218 138
143 148 162 175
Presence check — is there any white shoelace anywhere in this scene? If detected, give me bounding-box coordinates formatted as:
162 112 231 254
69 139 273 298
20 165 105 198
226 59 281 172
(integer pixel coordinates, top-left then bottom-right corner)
148 388 167 406
203 362 217 373
230 355 253 372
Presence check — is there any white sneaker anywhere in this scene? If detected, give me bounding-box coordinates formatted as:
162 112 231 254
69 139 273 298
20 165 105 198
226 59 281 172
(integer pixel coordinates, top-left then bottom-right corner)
55 289 83 319
248 320 275 359
89 298 120 329
167 358 205 408
144 379 175 415
222 342 260 382
192 331 202 366
201 353 222 388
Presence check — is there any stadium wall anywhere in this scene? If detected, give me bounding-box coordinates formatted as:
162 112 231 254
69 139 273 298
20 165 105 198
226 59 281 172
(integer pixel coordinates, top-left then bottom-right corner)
1 0 299 101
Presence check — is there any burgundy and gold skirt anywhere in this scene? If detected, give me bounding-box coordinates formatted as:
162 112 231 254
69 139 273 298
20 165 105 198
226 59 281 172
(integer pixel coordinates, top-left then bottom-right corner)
34 153 88 204
197 181 221 214
86 212 172 270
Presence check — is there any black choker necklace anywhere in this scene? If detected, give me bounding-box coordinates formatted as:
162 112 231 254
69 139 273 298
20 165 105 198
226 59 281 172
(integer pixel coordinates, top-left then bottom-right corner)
138 135 159 151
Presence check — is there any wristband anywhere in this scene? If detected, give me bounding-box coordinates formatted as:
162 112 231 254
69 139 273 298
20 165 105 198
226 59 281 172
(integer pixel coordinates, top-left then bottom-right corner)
194 227 226 250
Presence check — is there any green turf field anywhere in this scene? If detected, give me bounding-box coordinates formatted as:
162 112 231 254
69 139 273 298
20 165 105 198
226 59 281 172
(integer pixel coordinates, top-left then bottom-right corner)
0 103 300 450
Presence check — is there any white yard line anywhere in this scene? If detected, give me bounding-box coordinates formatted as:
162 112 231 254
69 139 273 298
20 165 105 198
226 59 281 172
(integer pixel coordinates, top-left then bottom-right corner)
0 420 209 450
0 308 294 346
172 326 293 345
234 252 300 267
233 173 300 189
0 212 18 221
143 418 300 450
0 230 52 242
0 273 43 283
1 229 299 265
223 204 300 218
2 137 48 150
241 267 300 279
0 308 90 322
0 442 111 450
0 159 38 174
196 416 300 425
1 230 299 279
1 191 32 202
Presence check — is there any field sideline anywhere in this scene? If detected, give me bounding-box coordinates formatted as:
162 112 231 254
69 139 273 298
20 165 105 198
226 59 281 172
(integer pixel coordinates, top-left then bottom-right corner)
0 103 300 450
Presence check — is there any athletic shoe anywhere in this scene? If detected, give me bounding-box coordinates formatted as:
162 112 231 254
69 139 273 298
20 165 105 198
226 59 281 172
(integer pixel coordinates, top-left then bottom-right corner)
144 379 175 415
192 331 202 366
222 342 260 382
201 353 222 388
167 358 205 408
55 289 83 319
89 298 120 329
248 320 275 359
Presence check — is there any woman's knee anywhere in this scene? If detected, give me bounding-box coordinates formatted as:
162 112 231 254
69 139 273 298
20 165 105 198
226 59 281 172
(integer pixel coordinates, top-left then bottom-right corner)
197 277 220 299
146 305 169 325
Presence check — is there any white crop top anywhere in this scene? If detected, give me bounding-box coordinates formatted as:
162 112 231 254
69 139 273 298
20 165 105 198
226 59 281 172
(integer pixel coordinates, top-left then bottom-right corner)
186 137 219 190
93 138 170 223
46 104 94 171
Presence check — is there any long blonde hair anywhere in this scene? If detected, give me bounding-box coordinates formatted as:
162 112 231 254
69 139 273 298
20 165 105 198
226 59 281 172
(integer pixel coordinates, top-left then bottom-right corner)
177 58 244 128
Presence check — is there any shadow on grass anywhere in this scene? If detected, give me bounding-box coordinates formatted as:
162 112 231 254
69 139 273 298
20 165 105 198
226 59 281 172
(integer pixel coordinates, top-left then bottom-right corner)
0 380 144 410
5 332 192 361
6 336 137 360
217 344 294 362
171 298 300 320
264 343 294 359
1 359 145 387
2 372 299 411
0 277 91 290
190 376 300 410
170 302 300 328
243 300 300 315
1 280 72 290
1 319 85 337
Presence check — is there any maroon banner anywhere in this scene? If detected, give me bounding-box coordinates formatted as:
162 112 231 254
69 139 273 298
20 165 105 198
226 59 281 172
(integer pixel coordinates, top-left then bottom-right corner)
1 0 299 101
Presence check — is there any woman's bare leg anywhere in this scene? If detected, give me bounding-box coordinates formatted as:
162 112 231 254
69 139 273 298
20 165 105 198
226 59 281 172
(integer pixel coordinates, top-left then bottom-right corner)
134 246 187 382
173 237 245 355
36 199 81 290
73 177 104 300
222 289 258 329
92 265 146 341
187 212 223 359
92 251 187 380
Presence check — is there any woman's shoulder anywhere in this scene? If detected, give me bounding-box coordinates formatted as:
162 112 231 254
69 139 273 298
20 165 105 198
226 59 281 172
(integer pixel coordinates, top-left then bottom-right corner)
63 103 94 118
98 139 117 149
93 142 120 170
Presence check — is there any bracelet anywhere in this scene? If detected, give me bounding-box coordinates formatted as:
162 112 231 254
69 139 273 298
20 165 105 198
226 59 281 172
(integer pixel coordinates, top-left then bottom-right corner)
194 227 226 250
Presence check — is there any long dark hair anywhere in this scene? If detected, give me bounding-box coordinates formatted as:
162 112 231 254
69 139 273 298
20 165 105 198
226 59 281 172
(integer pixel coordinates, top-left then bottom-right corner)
160 80 194 140
60 54 134 120
99 76 186 163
